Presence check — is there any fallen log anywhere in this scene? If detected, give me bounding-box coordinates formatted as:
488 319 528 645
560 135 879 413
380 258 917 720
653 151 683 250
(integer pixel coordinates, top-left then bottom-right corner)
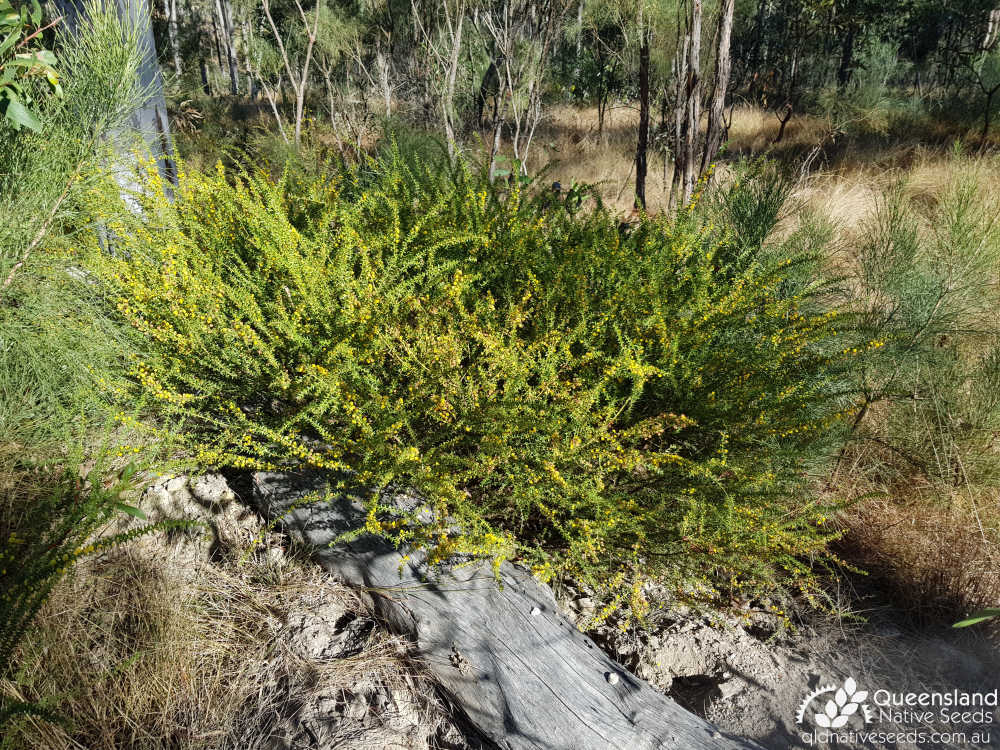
244 470 765 750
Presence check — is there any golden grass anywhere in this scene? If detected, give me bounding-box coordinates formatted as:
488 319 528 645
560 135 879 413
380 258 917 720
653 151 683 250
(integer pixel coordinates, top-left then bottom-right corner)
835 490 1000 623
534 103 672 214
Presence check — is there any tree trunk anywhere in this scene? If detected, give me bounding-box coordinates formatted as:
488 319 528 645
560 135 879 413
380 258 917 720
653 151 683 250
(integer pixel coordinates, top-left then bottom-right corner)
635 26 650 209
163 0 182 74
574 0 584 77
700 0 734 176
983 86 997 140
215 0 239 95
245 470 766 750
669 32 689 211
837 26 856 87
56 0 175 185
682 0 702 204
199 57 211 94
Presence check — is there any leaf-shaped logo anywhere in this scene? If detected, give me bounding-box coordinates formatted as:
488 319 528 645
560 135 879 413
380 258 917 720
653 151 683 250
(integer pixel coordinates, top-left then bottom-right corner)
797 677 871 730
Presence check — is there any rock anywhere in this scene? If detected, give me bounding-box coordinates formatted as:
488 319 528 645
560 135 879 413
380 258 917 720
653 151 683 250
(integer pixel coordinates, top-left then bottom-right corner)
191 472 235 508
142 483 171 508
717 678 744 701
164 475 189 495
286 606 374 661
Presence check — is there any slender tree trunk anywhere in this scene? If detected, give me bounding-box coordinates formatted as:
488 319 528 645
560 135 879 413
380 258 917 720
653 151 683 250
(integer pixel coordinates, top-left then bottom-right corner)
164 0 182 74
700 0 734 176
215 0 239 95
574 0 583 77
635 25 650 209
442 8 465 160
682 0 702 204
983 86 998 140
186 0 211 93
669 32 689 211
199 58 211 94
377 50 392 118
210 5 223 69
837 26 856 87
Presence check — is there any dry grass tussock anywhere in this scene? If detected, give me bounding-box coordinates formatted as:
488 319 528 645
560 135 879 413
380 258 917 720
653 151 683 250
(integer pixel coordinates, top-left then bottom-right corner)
1 496 469 750
835 490 1000 624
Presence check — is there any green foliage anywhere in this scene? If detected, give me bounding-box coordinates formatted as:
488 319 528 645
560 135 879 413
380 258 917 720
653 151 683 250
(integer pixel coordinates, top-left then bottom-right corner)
845 153 1000 493
0 1 187 729
85 148 854 613
0 0 148 293
0 0 61 132
954 608 1000 628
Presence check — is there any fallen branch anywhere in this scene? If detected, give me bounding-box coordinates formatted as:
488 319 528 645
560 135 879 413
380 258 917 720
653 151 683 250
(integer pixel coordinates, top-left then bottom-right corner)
244 470 764 750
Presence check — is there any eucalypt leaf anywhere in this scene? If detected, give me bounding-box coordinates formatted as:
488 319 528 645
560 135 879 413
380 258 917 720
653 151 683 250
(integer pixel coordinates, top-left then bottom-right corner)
0 0 62 132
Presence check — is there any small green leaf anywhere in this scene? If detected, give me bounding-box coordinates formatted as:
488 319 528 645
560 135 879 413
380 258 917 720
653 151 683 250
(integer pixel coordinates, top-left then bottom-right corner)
0 26 20 56
953 609 1000 628
2 96 41 131
119 461 139 481
112 501 148 520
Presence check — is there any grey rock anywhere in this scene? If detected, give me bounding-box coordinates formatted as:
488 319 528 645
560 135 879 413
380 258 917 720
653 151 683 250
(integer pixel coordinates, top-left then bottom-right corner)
191 472 235 508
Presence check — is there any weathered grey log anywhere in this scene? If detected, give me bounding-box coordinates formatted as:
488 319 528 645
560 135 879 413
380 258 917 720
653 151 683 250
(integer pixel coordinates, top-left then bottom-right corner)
246 470 765 750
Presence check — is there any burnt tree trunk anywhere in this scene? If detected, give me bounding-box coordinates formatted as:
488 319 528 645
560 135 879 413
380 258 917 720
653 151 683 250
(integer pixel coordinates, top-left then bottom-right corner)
635 26 650 209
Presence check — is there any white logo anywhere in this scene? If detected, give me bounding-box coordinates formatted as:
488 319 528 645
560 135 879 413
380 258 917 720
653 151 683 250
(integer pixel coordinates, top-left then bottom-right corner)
796 677 874 729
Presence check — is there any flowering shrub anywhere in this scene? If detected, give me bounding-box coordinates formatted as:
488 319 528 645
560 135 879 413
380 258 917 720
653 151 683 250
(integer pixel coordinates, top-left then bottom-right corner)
83 150 855 614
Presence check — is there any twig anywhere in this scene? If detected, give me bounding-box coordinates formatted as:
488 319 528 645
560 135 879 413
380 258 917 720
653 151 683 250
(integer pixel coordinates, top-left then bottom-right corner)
0 165 79 300
16 16 63 49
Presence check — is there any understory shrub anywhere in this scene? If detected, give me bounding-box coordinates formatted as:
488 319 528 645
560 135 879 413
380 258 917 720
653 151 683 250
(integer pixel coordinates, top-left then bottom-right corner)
82 150 857 615
833 154 1000 620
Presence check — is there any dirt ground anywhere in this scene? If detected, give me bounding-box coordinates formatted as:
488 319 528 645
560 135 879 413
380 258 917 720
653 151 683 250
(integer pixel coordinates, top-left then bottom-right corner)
565 586 1000 750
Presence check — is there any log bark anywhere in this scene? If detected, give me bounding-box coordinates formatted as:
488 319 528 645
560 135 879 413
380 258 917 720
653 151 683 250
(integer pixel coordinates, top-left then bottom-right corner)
244 470 764 750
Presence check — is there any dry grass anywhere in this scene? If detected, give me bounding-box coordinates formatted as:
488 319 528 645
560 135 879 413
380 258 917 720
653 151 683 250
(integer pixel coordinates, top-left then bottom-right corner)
835 490 1000 624
534 103 673 214
1 504 464 750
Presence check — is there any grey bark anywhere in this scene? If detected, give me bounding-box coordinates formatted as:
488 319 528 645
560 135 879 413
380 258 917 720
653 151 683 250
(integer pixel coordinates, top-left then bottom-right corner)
164 0 181 74
245 470 765 750
683 0 702 204
215 0 239 95
700 0 734 176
